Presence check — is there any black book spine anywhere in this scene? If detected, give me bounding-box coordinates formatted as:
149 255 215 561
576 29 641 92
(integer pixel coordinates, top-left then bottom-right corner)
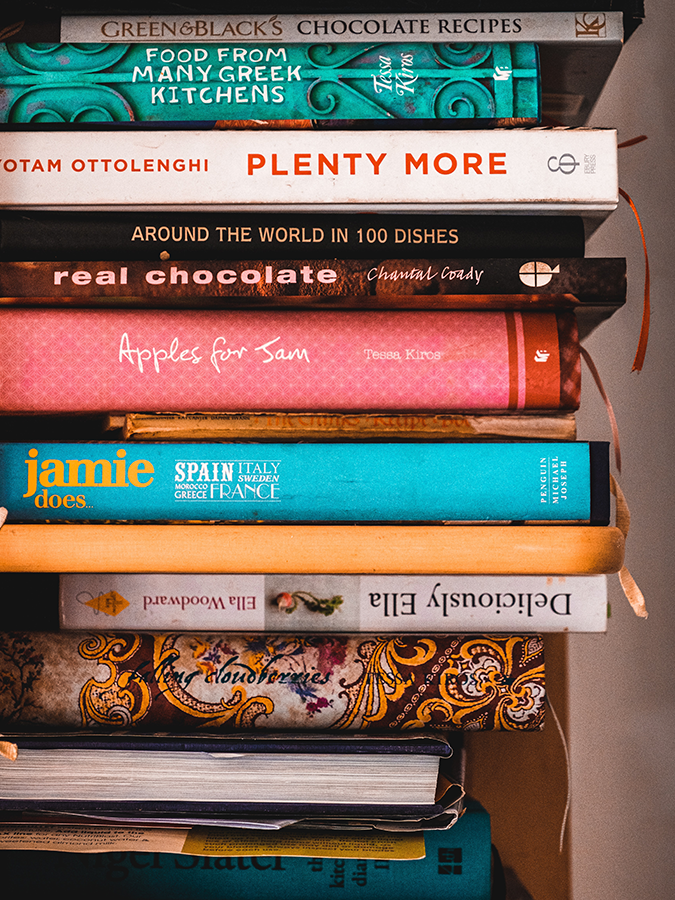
589 441 611 526
0 212 586 261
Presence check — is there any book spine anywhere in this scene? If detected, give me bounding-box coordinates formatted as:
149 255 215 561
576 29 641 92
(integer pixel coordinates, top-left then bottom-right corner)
0 802 492 898
0 524 627 575
0 309 580 413
59 573 608 632
0 129 618 211
0 257 625 307
0 631 546 731
51 12 623 44
2 11 626 44
116 411 578 442
0 441 600 523
0 42 539 126
0 212 587 260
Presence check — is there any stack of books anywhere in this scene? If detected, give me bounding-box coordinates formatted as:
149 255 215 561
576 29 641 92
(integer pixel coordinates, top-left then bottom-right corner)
0 2 643 896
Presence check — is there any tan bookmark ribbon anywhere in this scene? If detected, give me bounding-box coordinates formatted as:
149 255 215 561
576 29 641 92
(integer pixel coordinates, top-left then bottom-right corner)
545 695 571 854
0 22 26 41
619 187 650 372
617 135 648 150
580 347 621 475
617 137 649 370
610 475 647 618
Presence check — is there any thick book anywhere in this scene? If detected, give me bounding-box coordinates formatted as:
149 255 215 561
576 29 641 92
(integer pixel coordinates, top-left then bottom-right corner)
0 41 540 128
0 211 587 261
0 257 625 339
0 524 626 575
3 9 629 127
59 572 609 632
114 411 578 442
0 128 618 214
0 801 493 900
0 309 581 413
0 441 609 524
0 732 461 820
0 631 546 731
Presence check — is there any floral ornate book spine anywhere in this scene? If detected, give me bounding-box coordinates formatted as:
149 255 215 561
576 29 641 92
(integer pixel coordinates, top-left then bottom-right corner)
0 631 546 732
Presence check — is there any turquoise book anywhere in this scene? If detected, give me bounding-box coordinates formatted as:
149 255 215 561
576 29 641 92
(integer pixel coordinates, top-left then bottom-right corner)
0 441 609 524
0 801 494 899
0 41 540 126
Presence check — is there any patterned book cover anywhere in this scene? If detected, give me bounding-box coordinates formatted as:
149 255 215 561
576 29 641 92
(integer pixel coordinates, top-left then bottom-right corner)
0 42 539 126
0 309 580 413
0 631 546 731
0 441 602 523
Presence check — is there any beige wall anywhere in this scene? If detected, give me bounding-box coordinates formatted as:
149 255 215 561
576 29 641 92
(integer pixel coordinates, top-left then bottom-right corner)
570 2 675 896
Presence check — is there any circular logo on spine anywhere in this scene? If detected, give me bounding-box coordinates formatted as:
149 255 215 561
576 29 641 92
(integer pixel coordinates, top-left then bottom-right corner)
519 261 561 288
547 153 580 174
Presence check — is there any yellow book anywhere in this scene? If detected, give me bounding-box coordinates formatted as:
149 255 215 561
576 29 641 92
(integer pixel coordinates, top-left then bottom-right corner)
0 523 623 574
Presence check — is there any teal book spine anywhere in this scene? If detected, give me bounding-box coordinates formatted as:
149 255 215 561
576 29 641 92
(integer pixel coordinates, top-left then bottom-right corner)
0 802 493 900
0 41 540 125
0 441 607 524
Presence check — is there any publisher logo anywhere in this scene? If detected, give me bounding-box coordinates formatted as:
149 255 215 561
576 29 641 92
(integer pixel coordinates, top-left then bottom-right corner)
575 13 607 38
493 65 512 82
519 261 560 288
547 153 579 175
534 350 551 363
438 847 463 875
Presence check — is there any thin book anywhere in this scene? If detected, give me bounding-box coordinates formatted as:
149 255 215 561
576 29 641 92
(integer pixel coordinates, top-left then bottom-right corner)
59 572 609 632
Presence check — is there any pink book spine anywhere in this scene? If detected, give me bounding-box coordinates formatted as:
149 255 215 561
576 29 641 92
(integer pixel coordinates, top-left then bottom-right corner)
0 309 578 413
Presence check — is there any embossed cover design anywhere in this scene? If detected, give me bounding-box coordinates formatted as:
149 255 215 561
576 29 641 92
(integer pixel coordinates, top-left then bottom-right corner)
0 42 539 125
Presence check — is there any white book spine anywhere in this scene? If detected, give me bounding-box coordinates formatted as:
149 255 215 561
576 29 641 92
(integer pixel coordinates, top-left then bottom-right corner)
60 12 624 44
59 573 608 632
0 129 618 212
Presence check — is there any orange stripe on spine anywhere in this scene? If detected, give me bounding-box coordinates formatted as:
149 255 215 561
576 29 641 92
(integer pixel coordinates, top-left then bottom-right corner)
522 313 562 409
505 311 519 410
